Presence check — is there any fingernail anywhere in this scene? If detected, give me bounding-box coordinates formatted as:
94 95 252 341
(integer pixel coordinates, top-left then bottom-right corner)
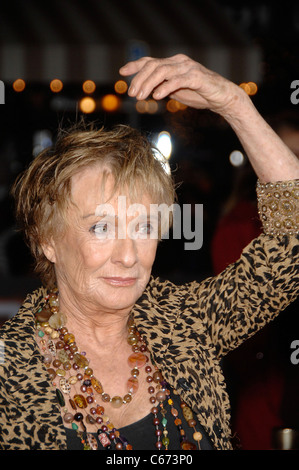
128 85 135 95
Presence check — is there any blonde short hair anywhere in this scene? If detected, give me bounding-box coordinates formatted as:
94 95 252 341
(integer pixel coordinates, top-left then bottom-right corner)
11 122 175 289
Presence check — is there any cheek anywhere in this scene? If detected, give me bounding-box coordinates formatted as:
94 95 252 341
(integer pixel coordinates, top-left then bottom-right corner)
138 240 158 270
78 240 112 269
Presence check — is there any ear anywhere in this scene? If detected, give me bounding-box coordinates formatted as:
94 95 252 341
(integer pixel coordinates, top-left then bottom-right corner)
41 237 57 264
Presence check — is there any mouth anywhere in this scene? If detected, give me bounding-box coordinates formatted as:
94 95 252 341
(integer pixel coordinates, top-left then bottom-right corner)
102 277 137 286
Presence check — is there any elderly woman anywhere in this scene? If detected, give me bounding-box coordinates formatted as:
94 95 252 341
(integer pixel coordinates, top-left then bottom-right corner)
0 55 298 451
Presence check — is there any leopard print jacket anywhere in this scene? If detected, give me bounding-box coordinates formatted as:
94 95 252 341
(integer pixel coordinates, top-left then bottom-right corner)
1 180 299 450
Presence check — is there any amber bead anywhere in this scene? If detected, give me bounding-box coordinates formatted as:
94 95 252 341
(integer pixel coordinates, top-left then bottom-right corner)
91 377 103 394
127 377 138 394
74 353 89 369
111 396 123 408
47 368 56 380
127 334 138 345
36 308 52 323
58 350 69 363
153 370 163 383
156 390 166 402
181 440 197 450
69 375 78 385
74 394 88 409
123 393 132 404
53 359 61 368
69 399 77 410
128 352 147 369
86 415 96 425
102 393 110 402
64 333 75 345
69 344 78 353
85 367 93 376
96 405 105 415
188 418 197 427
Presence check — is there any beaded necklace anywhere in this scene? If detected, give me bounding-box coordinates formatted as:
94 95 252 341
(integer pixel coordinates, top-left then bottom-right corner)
35 291 203 450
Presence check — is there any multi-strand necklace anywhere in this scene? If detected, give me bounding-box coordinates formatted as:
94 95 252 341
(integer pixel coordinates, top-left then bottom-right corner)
35 291 203 450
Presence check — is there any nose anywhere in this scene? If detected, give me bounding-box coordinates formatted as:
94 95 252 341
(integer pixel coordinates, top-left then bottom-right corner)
111 236 138 268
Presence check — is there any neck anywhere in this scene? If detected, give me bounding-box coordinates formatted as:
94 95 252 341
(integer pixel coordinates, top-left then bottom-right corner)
57 287 132 351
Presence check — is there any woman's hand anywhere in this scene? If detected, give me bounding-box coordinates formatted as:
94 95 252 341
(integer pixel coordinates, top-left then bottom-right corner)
120 53 299 183
119 53 248 118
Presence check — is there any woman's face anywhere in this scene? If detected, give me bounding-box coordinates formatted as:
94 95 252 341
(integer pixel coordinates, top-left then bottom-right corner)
43 166 158 315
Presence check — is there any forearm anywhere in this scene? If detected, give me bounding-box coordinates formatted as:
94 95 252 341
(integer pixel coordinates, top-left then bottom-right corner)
223 91 299 183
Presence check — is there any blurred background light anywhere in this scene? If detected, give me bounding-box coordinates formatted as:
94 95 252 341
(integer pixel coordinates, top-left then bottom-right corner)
12 79 26 92
33 130 53 157
135 100 148 113
229 150 245 166
101 94 120 112
50 79 63 93
147 99 158 114
114 80 128 94
239 81 258 95
166 99 187 112
82 80 96 94
155 131 172 159
79 96 96 113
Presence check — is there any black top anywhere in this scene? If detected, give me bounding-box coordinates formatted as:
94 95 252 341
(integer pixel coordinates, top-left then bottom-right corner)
65 390 214 450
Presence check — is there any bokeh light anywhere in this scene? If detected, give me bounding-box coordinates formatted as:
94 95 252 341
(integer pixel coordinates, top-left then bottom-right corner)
101 94 120 112
79 96 96 113
229 150 245 167
50 79 63 93
13 79 26 92
82 80 96 94
166 99 187 112
136 100 148 113
239 82 258 96
156 131 172 159
114 80 128 94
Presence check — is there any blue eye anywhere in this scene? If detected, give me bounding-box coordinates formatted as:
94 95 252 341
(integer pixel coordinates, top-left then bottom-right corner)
139 223 153 234
90 222 111 237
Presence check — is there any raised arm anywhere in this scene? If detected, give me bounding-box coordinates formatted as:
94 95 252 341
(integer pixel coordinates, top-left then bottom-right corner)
119 54 299 183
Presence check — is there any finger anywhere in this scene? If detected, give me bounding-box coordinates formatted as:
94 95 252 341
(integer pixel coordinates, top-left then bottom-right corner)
119 57 152 76
135 64 191 101
131 60 189 100
126 59 169 98
151 72 192 100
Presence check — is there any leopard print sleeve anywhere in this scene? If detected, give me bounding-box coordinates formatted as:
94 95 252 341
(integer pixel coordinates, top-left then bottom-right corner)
186 179 299 359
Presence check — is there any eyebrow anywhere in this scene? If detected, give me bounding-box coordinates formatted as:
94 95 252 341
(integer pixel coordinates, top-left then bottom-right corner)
82 213 119 220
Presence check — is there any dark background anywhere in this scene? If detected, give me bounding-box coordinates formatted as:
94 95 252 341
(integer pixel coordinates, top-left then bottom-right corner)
1 0 299 450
